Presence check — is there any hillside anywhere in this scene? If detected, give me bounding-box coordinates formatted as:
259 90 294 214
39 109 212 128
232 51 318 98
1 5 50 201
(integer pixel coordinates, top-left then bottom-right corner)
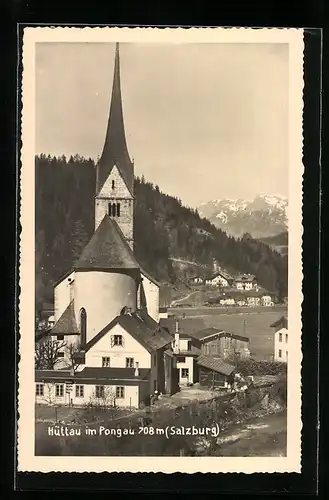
35 155 288 310
259 232 288 257
198 195 288 239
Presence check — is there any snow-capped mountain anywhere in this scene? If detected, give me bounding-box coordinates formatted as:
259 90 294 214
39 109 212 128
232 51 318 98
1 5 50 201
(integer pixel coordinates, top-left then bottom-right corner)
198 194 288 239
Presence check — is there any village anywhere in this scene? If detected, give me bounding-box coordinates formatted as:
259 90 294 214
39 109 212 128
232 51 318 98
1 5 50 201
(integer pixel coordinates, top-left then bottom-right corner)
34 44 288 455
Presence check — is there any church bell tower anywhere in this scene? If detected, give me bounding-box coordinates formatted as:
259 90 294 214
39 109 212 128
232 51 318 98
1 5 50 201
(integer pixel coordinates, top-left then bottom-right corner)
95 43 134 250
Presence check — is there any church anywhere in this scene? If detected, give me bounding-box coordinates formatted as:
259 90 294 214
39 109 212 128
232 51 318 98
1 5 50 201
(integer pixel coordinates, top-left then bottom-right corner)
35 44 179 409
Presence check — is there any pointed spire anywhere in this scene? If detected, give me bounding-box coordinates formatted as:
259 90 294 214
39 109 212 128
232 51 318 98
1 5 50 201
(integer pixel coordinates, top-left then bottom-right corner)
96 42 134 195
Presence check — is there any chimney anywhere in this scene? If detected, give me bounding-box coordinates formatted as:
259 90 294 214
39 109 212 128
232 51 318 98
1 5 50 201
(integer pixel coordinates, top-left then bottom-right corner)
174 332 180 354
134 361 139 377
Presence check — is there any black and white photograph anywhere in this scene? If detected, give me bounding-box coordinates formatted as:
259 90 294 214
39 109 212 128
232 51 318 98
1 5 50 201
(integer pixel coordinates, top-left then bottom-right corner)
18 27 304 473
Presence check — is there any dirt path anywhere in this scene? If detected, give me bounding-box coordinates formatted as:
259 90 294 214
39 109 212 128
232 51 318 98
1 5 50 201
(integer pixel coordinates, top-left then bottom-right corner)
218 410 287 456
171 290 200 306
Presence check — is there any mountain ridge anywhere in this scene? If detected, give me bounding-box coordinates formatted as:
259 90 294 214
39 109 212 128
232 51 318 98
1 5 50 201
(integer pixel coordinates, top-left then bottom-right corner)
198 194 288 239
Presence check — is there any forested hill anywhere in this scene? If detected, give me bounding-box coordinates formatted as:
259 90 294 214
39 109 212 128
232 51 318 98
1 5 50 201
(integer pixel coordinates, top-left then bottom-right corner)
35 154 288 309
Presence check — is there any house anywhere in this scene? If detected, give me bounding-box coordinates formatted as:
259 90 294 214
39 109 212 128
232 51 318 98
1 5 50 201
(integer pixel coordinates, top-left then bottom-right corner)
261 295 274 307
246 296 260 307
160 319 201 386
197 355 235 389
205 271 233 288
270 316 288 362
36 44 179 407
189 327 250 360
37 310 179 407
159 307 168 320
219 296 236 306
190 275 204 285
234 274 258 291
159 317 205 386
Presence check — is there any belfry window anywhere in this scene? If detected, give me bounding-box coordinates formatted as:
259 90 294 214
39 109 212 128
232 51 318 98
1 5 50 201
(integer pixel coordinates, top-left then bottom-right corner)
108 202 120 218
80 308 87 345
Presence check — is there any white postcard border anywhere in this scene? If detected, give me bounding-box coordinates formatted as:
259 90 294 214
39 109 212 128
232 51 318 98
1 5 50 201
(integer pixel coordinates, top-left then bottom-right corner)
18 26 304 474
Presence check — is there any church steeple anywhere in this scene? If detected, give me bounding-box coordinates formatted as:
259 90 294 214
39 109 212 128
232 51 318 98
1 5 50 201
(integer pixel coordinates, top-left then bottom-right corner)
95 43 134 249
96 42 134 196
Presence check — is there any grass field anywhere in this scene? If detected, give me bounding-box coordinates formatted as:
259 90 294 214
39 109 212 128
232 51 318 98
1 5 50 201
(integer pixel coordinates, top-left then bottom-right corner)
169 306 287 360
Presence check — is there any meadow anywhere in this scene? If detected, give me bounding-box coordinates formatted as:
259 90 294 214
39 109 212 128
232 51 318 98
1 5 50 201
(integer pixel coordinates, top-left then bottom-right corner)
169 306 287 360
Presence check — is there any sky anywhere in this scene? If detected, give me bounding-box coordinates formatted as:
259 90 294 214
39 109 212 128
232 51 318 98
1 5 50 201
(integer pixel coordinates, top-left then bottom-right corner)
35 42 289 208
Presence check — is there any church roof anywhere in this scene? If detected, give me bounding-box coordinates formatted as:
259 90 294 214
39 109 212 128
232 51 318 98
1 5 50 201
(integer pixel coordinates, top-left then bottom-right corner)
74 215 139 270
96 43 134 196
50 300 79 335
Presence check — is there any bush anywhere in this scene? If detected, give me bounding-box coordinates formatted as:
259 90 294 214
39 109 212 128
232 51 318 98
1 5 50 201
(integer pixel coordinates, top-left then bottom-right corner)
236 359 287 376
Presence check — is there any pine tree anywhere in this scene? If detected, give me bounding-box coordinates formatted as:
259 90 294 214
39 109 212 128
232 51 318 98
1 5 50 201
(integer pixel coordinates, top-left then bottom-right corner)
71 220 89 261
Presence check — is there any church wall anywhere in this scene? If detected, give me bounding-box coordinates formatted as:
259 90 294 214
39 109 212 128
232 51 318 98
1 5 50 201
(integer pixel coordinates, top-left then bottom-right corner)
85 323 151 369
140 273 160 323
54 271 75 321
74 271 137 343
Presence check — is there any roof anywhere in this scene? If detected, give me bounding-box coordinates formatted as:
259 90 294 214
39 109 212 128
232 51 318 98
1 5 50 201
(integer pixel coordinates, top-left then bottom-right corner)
35 367 151 384
83 310 173 353
53 268 74 288
189 327 249 343
96 43 134 196
74 215 139 271
197 355 235 376
140 267 161 287
270 316 288 328
50 300 79 335
234 274 256 282
159 317 205 337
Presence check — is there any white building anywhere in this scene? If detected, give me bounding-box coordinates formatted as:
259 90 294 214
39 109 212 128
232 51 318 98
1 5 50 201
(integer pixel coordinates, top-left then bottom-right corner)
205 272 231 288
234 274 257 291
261 295 274 306
36 44 179 407
270 316 288 362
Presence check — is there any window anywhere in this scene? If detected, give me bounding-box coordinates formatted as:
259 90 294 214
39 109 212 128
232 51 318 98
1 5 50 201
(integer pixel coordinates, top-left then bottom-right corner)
278 349 282 358
116 386 125 399
187 341 192 351
111 334 123 347
177 356 186 363
285 333 288 343
112 179 115 189
181 368 189 378
126 357 134 368
36 383 44 396
80 308 87 345
75 385 84 398
102 357 111 367
286 351 288 361
95 385 104 398
57 335 64 341
108 202 120 217
55 384 64 397
58 352 64 358
279 333 282 342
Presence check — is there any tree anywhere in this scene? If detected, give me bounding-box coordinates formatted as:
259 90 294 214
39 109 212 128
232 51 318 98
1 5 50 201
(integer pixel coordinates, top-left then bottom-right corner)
35 338 67 369
71 220 89 261
65 342 83 374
